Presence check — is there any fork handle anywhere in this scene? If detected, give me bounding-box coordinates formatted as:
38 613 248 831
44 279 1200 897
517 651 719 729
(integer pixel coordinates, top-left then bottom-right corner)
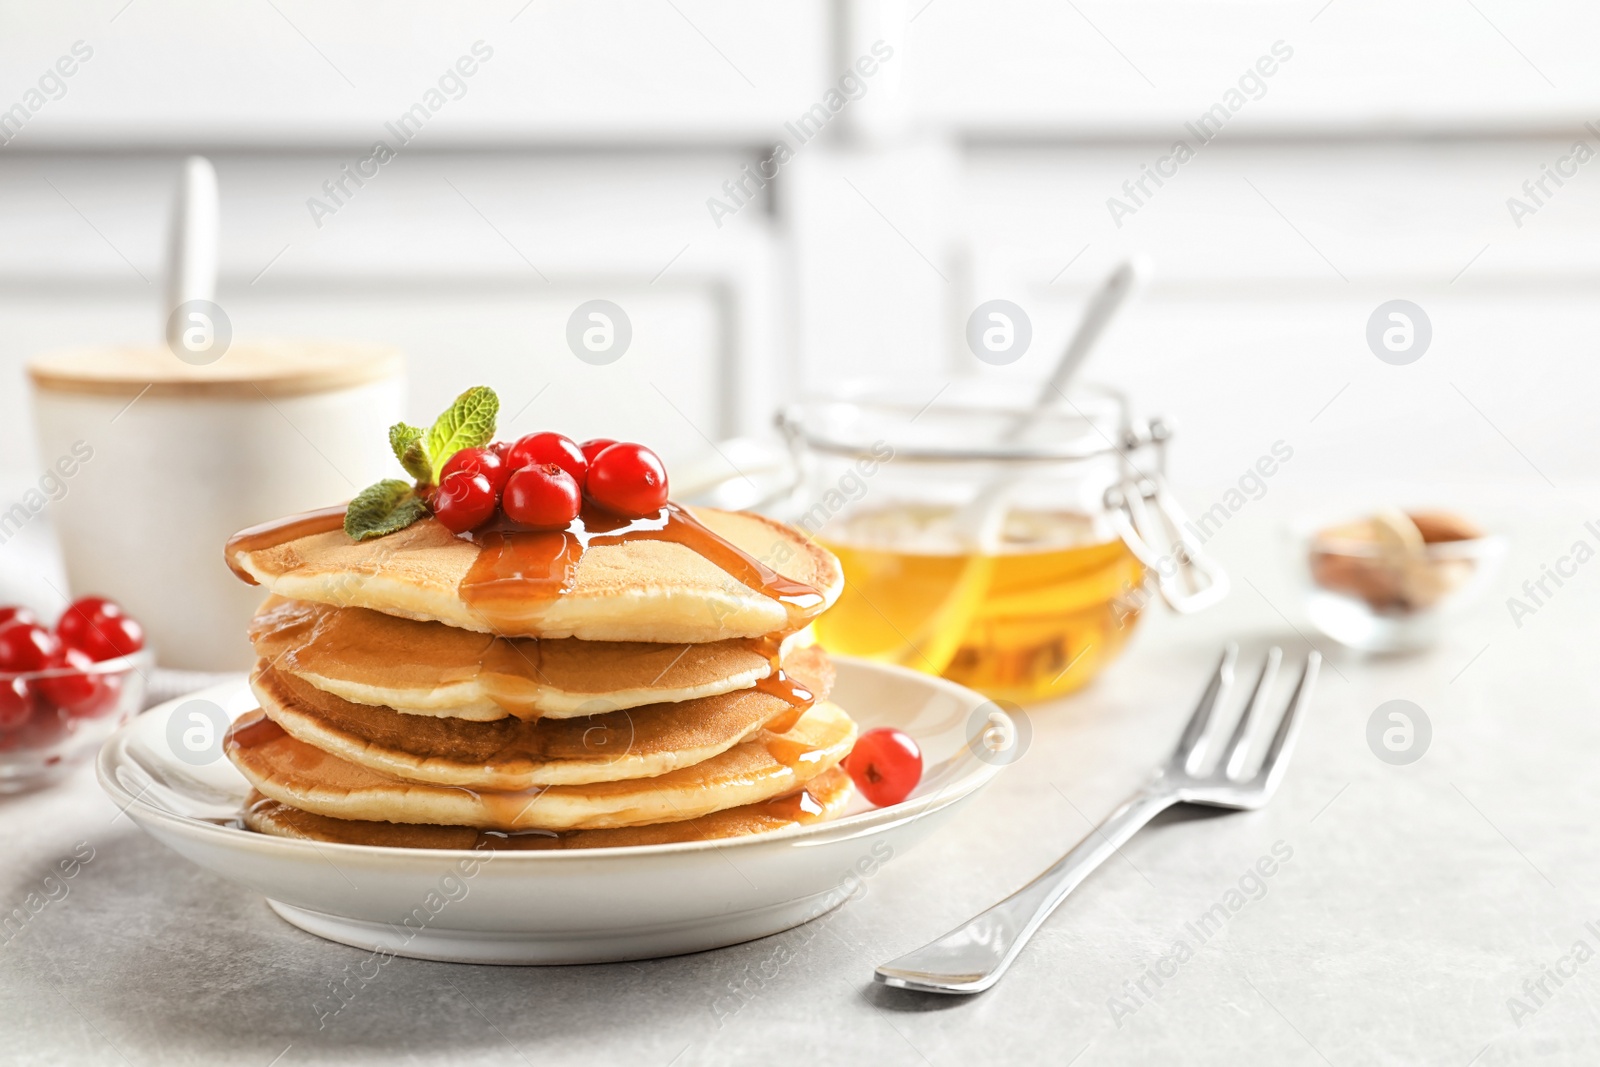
874 788 1175 994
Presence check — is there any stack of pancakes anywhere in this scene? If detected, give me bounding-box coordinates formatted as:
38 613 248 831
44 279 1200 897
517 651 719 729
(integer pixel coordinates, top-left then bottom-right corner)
221 506 858 849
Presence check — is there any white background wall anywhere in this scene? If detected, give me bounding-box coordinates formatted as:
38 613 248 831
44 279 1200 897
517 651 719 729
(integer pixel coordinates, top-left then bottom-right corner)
1 0 1598 510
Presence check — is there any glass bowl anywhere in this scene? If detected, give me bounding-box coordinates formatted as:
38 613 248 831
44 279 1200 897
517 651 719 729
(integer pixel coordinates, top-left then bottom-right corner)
0 648 153 793
1290 513 1506 653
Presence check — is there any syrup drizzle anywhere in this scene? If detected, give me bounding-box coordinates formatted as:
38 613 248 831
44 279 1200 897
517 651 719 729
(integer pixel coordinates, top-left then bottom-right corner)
751 635 815 734
225 502 826 632
227 710 287 748
225 505 347 585
458 503 823 631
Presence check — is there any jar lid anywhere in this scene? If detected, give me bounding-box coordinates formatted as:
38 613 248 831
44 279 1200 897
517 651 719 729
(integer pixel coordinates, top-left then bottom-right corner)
28 341 402 400
779 381 1135 464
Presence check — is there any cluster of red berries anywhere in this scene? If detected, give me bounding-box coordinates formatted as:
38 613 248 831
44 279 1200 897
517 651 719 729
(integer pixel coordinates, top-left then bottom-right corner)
431 433 669 535
0 597 144 729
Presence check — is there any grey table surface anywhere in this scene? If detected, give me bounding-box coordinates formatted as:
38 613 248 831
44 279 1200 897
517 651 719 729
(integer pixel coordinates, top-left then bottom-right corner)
4 495 1600 1066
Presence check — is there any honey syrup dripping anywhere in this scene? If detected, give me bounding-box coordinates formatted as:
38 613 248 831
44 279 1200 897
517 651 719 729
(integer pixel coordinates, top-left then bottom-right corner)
224 505 348 585
751 635 815 734
458 503 823 631
226 710 287 748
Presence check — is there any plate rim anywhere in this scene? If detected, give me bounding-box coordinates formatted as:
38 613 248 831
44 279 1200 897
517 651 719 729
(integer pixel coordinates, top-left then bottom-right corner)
96 653 1007 863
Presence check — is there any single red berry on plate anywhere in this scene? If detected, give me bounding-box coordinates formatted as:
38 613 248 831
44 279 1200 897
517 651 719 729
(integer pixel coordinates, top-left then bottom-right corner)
0 677 31 730
579 437 616 466
506 432 588 484
36 647 102 715
0 621 57 673
585 442 669 518
433 470 498 534
0 606 36 628
843 727 923 807
502 463 582 529
56 596 121 652
440 446 509 497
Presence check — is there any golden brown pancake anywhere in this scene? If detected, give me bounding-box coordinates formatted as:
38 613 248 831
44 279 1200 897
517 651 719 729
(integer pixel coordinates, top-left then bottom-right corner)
249 596 787 720
240 769 853 849
225 700 857 831
228 506 841 643
249 645 834 788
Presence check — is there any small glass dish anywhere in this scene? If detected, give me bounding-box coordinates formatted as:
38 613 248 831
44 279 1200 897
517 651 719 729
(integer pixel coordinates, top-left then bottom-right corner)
0 649 153 793
1291 511 1506 653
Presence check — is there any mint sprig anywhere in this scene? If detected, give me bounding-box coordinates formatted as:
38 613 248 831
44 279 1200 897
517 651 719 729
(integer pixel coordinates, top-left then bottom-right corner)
424 386 498 481
344 480 430 541
388 422 423 464
343 386 502 542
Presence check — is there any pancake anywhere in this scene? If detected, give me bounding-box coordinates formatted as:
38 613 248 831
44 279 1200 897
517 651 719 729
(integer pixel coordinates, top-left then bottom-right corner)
249 645 834 789
249 596 791 720
240 769 853 849
227 505 842 643
225 700 857 831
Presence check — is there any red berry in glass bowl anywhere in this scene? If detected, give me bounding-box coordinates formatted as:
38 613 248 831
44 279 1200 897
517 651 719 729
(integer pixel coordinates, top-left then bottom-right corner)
503 463 582 529
433 470 498 534
506 432 588 484
66 614 144 663
0 677 32 730
439 445 509 497
579 437 616 466
35 647 107 717
843 727 923 807
585 442 669 518
0 621 57 673
56 596 121 650
0 606 37 628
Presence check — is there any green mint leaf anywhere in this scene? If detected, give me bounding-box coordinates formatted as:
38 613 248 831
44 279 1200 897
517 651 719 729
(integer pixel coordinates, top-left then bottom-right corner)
424 387 498 479
344 479 430 541
399 440 433 485
388 422 424 465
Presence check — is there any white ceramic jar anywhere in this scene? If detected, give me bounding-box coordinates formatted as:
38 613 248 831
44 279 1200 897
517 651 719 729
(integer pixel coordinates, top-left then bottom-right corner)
28 341 404 670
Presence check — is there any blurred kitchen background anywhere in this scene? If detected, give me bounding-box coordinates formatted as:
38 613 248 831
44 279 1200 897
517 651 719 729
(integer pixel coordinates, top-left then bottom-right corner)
2 0 1598 590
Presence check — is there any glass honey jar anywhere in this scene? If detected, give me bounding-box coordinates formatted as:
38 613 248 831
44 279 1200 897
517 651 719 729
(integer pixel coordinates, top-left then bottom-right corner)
774 382 1226 703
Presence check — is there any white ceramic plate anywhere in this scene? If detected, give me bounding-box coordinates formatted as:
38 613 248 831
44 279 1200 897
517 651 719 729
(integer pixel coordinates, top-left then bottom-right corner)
97 656 1008 965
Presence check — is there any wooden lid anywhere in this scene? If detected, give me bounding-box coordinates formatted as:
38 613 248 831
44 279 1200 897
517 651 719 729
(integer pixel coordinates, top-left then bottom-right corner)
28 341 403 399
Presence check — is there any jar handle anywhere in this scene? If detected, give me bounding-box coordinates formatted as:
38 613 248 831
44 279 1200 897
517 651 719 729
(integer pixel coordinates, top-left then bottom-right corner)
1104 473 1230 614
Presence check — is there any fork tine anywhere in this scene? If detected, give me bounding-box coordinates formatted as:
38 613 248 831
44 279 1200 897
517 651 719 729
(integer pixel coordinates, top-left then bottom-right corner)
1253 652 1321 794
1172 644 1236 772
1223 647 1281 779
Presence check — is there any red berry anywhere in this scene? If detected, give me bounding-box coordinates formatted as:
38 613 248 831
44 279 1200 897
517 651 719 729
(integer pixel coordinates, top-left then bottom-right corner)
56 596 121 652
98 617 144 659
585 443 669 518
843 727 923 807
0 622 57 673
579 438 616 466
0 677 32 730
71 615 144 662
506 432 588 484
0 606 36 628
36 647 103 715
502 464 582 529
439 446 509 497
432 470 498 534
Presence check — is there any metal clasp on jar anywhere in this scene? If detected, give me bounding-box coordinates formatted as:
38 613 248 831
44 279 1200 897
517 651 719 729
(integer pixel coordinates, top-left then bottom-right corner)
1103 418 1229 614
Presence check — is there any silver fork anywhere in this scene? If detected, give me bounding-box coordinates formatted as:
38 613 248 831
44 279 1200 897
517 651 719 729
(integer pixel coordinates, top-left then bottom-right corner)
874 645 1320 995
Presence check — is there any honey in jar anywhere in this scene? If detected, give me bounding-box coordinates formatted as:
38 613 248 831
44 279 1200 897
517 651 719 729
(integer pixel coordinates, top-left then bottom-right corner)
776 383 1224 704
814 504 1145 703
